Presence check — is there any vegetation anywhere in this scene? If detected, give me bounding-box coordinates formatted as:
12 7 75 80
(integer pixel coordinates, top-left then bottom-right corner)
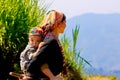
0 0 86 79
60 26 91 80
84 75 120 80
1 0 117 80
0 0 48 79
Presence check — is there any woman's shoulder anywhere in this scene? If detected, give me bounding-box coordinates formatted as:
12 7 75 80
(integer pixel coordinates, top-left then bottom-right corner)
43 36 57 44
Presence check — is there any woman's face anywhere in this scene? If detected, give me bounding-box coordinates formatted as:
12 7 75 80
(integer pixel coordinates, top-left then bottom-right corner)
57 20 66 33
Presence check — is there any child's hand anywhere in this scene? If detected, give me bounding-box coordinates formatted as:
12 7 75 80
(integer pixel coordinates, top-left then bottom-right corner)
38 42 44 49
36 42 44 53
50 77 63 80
32 42 44 58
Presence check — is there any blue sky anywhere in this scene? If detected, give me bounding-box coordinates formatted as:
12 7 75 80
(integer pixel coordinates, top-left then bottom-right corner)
46 0 120 19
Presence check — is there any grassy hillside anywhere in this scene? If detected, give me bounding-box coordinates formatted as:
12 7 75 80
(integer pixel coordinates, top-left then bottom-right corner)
84 75 120 80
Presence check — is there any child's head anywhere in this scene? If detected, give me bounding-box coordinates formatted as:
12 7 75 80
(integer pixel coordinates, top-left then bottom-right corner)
29 27 43 48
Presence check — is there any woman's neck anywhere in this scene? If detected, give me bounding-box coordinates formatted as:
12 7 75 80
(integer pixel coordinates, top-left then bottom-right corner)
52 30 59 38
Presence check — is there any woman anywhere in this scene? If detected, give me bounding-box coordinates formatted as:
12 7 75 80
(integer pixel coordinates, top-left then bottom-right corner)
26 10 67 80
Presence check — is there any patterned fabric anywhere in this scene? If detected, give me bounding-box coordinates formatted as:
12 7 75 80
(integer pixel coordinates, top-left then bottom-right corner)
29 27 43 36
20 44 36 73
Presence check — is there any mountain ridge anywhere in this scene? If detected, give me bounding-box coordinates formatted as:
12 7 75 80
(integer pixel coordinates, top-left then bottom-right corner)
65 13 120 77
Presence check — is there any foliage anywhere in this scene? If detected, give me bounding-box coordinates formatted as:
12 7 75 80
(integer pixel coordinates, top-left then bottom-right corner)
0 0 91 79
60 25 91 79
0 0 48 79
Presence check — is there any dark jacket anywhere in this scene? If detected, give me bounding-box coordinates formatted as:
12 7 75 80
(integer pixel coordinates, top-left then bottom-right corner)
27 37 63 78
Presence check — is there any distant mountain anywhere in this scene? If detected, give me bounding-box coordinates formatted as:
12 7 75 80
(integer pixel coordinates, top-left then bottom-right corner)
65 13 120 77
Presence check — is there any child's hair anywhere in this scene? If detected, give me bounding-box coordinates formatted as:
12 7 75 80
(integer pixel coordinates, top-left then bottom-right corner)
29 27 44 38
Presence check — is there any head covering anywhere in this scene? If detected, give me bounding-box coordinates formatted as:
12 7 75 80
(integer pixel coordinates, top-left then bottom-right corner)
40 10 64 31
29 27 43 36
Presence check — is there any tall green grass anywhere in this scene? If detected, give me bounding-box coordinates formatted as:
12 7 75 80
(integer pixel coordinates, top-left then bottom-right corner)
0 0 91 79
60 26 91 80
0 0 48 79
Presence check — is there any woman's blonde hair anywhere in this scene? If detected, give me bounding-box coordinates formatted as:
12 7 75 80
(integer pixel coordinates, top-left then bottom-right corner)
40 10 66 32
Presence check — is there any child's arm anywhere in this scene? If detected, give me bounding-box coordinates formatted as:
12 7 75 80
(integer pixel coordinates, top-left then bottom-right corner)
32 42 45 57
9 72 24 79
9 72 32 80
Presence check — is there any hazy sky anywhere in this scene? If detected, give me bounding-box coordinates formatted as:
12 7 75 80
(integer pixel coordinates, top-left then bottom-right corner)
46 0 120 19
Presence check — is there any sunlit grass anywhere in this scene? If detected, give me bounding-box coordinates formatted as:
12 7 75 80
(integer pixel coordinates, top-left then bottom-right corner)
83 75 120 80
60 26 91 79
0 0 49 79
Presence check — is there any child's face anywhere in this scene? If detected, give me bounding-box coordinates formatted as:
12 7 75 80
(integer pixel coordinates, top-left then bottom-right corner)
29 35 42 48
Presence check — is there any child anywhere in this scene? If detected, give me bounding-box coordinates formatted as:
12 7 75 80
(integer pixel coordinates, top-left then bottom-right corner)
20 27 44 74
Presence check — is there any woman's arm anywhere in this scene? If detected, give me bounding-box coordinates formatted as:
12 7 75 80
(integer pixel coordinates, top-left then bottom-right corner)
41 64 55 79
41 64 63 80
